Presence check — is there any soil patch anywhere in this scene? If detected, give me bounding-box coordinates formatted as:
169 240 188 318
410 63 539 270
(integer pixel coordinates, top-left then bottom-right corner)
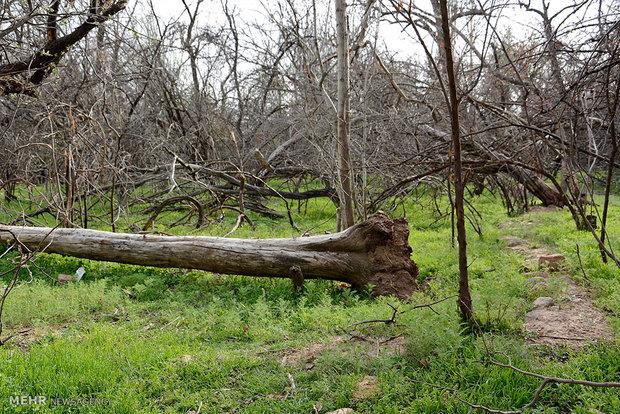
276 335 406 369
500 234 613 347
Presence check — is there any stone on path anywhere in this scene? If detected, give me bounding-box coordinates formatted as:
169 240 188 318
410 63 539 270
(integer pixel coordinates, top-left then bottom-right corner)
500 236 527 248
532 297 554 308
538 254 565 271
525 273 549 289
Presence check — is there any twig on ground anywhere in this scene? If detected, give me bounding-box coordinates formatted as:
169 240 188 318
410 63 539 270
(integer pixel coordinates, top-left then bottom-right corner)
348 303 399 328
575 243 590 281
457 355 620 413
408 294 457 315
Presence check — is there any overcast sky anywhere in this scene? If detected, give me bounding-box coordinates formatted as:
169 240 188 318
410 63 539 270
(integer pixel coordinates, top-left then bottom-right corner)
143 0 545 60
137 0 607 75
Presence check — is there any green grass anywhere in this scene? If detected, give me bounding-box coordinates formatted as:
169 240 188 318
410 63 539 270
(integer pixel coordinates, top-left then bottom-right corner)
0 189 619 413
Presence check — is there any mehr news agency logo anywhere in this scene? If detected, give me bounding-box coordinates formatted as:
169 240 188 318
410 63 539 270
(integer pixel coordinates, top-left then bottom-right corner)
9 395 108 407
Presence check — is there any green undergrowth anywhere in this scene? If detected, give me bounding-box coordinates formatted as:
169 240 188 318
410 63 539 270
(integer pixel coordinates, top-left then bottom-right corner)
0 189 618 413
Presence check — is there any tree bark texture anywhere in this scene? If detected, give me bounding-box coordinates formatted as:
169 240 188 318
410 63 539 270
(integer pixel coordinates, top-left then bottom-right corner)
439 0 473 323
0 213 418 299
335 0 356 229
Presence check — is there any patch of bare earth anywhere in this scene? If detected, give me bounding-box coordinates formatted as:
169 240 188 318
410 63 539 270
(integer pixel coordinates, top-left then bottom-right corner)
276 335 406 370
279 337 346 369
500 233 613 347
352 375 381 400
3 325 66 352
5 328 36 352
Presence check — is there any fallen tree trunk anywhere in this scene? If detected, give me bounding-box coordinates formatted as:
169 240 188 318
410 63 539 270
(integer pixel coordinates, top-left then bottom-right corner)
0 213 418 298
503 165 566 207
420 125 566 207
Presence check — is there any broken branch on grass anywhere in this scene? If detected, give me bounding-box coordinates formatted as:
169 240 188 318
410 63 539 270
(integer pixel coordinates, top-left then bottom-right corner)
409 294 457 315
575 243 590 281
142 195 205 231
343 295 456 342
348 303 399 328
460 355 620 413
348 295 456 330
489 356 620 388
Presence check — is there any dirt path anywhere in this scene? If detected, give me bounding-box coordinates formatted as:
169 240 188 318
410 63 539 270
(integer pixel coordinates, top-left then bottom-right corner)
501 226 613 347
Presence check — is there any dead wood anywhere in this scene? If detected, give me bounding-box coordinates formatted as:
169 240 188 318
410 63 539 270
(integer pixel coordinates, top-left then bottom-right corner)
143 196 204 231
0 213 418 298
0 1 127 95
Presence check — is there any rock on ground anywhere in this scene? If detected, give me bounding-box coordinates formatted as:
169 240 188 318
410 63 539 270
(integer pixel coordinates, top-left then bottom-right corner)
532 297 554 309
500 236 527 248
538 254 565 271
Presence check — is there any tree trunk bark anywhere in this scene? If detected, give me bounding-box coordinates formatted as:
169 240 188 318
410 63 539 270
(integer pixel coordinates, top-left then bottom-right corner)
335 0 356 229
0 213 418 299
504 165 566 207
438 0 473 324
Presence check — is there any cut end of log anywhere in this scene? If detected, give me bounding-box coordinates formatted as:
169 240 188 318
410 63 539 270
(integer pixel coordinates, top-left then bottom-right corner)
345 213 419 299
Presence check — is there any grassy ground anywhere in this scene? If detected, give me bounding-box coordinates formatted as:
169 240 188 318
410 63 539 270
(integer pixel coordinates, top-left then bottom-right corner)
0 190 619 413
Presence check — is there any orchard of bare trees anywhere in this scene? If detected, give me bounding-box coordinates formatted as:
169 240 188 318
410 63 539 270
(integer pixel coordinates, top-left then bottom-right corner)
0 1 619 412
1 0 617 226
2 0 619 307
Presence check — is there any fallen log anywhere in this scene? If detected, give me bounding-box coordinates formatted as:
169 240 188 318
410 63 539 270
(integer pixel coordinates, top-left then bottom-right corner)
0 213 418 298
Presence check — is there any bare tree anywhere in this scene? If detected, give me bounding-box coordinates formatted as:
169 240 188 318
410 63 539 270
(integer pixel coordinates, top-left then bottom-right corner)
437 0 473 323
0 0 127 96
335 0 356 229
